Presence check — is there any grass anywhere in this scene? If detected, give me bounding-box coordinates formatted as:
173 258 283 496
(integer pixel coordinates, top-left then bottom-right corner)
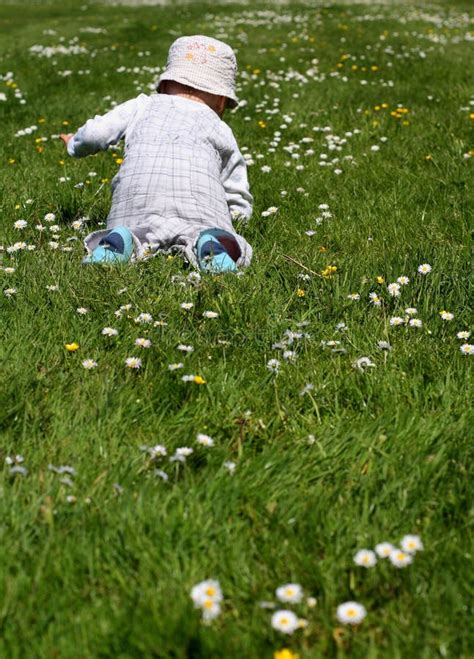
0 0 473 657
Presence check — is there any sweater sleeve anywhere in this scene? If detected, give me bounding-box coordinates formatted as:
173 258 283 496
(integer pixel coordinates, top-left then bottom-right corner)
220 127 253 222
67 95 145 158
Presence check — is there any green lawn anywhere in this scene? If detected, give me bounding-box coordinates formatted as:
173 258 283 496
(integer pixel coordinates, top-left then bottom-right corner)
0 1 472 657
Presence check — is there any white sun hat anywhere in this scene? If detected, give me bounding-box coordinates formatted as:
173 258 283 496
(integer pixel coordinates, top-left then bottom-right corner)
157 35 239 109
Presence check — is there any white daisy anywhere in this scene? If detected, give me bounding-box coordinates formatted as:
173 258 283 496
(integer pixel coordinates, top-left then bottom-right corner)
387 282 401 297
267 359 281 373
369 292 382 307
202 311 219 319
400 534 424 554
223 461 236 474
170 446 193 462
82 359 97 369
180 302 194 310
389 316 405 326
148 445 167 458
76 307 89 315
271 610 299 634
417 263 432 275
352 357 375 372
190 580 223 607
336 601 366 625
276 583 303 604
409 318 423 328
397 276 410 285
375 542 395 558
177 344 194 353
102 327 118 337
439 311 454 321
4 288 17 297
168 363 184 370
196 433 214 447
456 331 470 340
44 212 56 222
135 337 151 348
377 341 392 351
125 357 142 369
14 220 27 229
347 293 360 301
389 548 413 568
460 344 474 355
134 312 153 324
201 599 221 621
353 549 377 568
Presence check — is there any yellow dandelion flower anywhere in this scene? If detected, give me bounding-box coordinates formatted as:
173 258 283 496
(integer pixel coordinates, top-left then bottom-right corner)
14 204 20 210
274 650 300 659
8 159 15 164
194 375 206 385
65 342 80 352
376 276 385 284
38 117 46 124
115 158 124 165
296 289 305 297
253 68 261 75
321 265 337 278
258 120 267 128
425 154 432 160
469 113 474 120
62 120 70 126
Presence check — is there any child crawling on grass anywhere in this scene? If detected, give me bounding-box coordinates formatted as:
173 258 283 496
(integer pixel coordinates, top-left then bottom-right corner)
60 35 253 273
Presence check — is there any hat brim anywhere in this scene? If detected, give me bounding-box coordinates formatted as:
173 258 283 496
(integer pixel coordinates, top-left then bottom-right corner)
157 75 238 110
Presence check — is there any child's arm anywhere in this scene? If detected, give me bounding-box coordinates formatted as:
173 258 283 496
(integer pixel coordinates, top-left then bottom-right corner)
221 139 253 222
62 96 144 158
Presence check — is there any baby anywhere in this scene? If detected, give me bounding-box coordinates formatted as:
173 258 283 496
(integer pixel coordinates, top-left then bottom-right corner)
60 35 253 273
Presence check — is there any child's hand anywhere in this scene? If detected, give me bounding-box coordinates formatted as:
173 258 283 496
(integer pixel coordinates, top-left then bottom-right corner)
59 133 73 146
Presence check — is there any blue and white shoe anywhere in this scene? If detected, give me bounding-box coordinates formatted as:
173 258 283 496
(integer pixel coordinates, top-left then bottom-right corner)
83 226 134 264
196 231 237 273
